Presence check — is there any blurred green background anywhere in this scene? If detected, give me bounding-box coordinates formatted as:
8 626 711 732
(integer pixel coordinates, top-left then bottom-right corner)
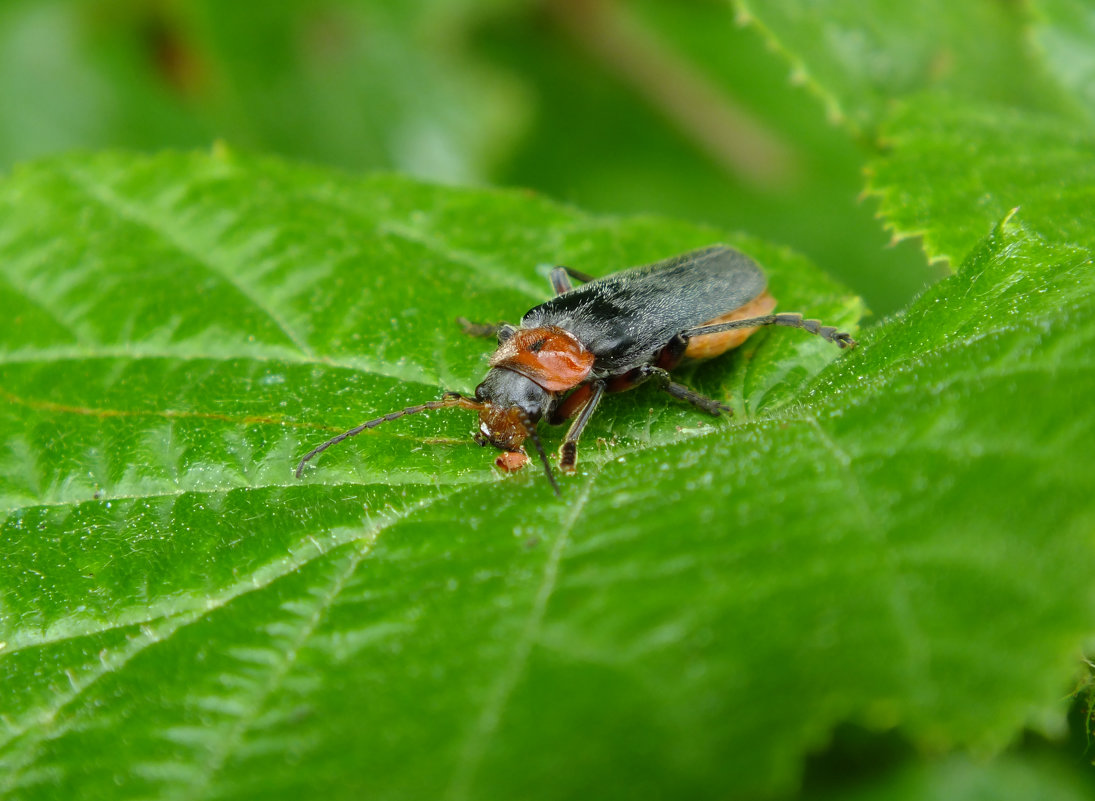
0 0 940 315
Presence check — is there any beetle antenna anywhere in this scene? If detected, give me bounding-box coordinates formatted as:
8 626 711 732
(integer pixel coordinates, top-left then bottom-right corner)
295 393 484 478
520 410 560 497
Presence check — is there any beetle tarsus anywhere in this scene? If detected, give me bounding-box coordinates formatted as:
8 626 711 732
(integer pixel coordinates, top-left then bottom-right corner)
559 442 578 472
832 331 858 349
683 312 858 349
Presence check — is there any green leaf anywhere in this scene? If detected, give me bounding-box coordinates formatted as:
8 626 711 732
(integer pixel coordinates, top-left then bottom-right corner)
735 0 1069 131
1 151 1093 799
866 96 1095 265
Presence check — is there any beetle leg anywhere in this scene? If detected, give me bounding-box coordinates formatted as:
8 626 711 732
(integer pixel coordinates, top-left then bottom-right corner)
655 334 690 371
682 314 857 348
549 383 593 425
457 318 518 343
548 266 597 295
558 380 606 472
630 365 731 416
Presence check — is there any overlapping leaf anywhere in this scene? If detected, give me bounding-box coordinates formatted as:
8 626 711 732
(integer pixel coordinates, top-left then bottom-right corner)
735 0 1068 131
867 96 1095 265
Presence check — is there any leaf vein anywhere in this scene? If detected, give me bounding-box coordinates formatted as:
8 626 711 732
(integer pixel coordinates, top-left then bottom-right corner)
1 485 475 652
0 610 203 789
175 545 367 801
801 413 932 690
0 487 464 792
0 272 82 344
444 467 603 801
56 164 317 359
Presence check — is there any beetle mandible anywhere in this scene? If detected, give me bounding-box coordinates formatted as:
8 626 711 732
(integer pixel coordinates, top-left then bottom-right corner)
295 244 857 494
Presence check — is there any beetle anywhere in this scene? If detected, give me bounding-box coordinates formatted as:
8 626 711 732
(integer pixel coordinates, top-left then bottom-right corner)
295 244 856 494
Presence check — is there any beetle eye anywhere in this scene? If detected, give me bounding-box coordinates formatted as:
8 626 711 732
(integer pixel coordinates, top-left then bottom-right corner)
474 382 489 402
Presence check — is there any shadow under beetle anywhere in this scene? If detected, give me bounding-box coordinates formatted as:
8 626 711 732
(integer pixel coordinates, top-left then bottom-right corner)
296 244 857 494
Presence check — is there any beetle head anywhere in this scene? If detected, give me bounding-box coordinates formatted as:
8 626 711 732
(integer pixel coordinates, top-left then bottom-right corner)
472 367 559 493
294 366 561 495
473 367 549 449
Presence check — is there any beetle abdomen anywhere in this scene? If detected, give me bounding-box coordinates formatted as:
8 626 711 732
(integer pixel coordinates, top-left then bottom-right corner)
683 288 777 360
